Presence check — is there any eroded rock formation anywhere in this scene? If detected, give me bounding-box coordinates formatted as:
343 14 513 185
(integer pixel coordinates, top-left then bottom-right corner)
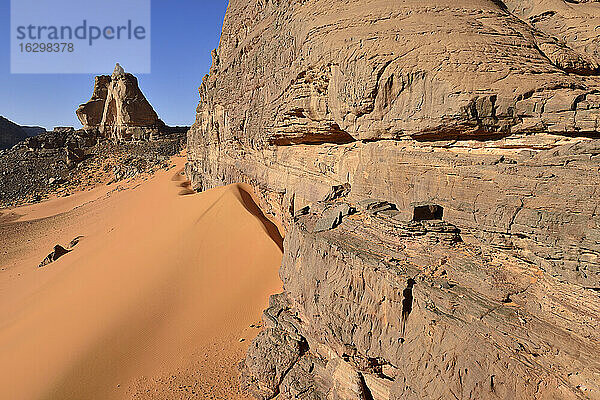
187 0 600 398
76 65 166 140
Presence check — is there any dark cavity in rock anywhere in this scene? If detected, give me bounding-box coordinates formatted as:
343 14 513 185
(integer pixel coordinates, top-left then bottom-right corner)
413 204 444 221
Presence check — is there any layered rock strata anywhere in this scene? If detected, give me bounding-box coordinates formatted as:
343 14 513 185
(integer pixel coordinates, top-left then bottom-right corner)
187 0 600 398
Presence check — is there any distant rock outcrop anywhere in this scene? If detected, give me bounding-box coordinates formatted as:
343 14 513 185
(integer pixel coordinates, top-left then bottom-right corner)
0 116 45 150
76 64 167 141
187 0 600 399
0 126 185 208
0 66 189 207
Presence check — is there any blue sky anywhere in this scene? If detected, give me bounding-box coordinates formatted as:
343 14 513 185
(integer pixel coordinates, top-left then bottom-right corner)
0 0 228 129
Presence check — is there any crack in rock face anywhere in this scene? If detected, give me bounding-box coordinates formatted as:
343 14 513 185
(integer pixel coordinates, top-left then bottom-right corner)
401 279 416 340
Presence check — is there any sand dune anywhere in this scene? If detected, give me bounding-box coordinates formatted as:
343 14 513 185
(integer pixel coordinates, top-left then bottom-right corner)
0 156 283 399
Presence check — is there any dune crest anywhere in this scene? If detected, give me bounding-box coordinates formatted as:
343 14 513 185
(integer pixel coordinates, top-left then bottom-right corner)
0 157 283 399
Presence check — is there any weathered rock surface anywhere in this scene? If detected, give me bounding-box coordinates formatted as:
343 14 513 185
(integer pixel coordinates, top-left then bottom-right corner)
187 0 600 398
503 0 600 75
76 65 175 141
241 293 328 400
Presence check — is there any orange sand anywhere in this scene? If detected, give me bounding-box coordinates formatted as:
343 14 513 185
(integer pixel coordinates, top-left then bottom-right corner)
0 156 283 399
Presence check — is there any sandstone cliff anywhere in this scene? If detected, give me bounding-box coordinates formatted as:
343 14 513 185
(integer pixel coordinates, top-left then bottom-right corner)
187 1 600 398
76 65 166 141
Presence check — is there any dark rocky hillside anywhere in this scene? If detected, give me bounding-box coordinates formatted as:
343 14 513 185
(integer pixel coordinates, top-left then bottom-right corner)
0 116 44 150
0 127 186 208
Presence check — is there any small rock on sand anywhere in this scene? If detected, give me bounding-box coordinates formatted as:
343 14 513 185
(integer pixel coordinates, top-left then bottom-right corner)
38 245 71 268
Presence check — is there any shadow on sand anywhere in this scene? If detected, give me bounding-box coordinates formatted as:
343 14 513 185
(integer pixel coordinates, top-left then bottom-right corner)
236 186 284 253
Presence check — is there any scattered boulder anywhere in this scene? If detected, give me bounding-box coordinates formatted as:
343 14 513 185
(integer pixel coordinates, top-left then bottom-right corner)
0 127 185 208
0 116 45 150
68 236 84 248
38 236 83 268
323 183 351 202
38 245 71 268
66 146 85 169
53 127 75 134
294 205 310 219
357 199 397 215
